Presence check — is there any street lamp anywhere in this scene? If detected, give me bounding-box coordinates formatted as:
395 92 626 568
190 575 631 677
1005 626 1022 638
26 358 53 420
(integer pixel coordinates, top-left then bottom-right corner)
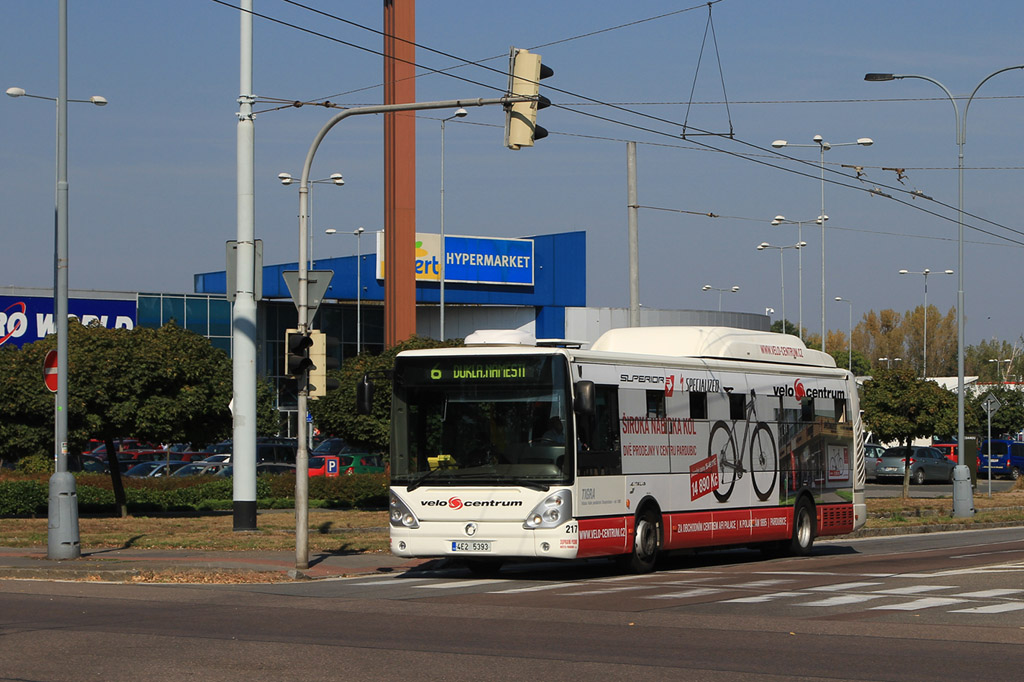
867 67 1024 518
770 215 821 340
7 79 107 560
834 296 853 372
757 241 806 334
989 358 1011 383
701 284 739 311
280 171 343 269
325 226 365 354
878 356 902 369
771 135 873 352
898 268 953 378
439 107 468 340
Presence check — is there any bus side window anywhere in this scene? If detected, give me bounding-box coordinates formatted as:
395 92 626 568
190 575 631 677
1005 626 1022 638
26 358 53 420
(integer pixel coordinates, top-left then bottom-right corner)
690 391 707 420
579 385 622 476
801 397 814 422
646 390 665 418
834 398 848 422
729 392 746 420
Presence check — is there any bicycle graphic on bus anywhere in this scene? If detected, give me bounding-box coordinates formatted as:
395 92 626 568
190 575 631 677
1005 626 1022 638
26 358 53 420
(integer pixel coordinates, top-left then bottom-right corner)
709 388 778 503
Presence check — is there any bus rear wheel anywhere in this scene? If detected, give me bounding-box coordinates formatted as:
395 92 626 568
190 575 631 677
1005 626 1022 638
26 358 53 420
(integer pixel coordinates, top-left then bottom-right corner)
788 498 815 556
621 509 661 574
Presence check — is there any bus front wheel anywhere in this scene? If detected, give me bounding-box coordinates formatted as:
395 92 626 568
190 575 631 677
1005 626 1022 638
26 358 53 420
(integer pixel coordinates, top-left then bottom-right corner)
622 509 661 573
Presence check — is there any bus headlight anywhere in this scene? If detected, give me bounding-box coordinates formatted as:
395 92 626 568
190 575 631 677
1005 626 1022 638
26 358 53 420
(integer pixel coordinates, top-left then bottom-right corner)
389 491 420 529
523 490 572 529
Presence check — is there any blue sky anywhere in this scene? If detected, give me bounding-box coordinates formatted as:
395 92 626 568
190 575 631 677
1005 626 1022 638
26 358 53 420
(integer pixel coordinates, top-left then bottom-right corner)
4 0 1024 345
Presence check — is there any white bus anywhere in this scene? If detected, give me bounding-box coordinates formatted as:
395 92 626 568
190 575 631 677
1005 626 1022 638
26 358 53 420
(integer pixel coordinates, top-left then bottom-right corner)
379 326 865 573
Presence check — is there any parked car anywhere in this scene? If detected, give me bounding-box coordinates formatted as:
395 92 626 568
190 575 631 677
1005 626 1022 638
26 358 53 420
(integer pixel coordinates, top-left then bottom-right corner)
214 463 296 477
875 446 956 484
311 438 360 457
68 453 107 473
200 454 231 464
171 462 228 477
977 439 1024 480
123 460 188 477
931 442 958 464
864 443 885 481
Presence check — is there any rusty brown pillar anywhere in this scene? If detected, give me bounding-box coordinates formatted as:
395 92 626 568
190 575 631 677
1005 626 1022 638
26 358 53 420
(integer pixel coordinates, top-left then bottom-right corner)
384 0 416 347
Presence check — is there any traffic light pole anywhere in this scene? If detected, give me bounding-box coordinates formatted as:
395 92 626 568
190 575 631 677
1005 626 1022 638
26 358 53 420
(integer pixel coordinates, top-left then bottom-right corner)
292 96 529 570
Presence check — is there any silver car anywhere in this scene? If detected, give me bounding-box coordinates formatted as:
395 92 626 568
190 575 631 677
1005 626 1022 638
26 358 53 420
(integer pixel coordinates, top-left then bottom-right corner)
875 446 956 484
864 443 885 480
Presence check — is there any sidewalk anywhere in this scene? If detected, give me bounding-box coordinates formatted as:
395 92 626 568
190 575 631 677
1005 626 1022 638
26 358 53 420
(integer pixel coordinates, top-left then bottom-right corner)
0 545 436 582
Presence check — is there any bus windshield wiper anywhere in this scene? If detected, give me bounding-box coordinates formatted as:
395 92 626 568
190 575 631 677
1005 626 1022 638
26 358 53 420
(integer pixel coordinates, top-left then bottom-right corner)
407 465 446 492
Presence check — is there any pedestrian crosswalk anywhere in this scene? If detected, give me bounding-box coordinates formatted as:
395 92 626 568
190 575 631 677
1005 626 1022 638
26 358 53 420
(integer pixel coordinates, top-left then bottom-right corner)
343 565 1024 617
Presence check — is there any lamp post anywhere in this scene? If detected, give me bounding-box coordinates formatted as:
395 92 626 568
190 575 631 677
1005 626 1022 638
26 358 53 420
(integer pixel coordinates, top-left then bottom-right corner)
867 68 1024 518
280 172 343 270
7 64 107 560
757 241 806 334
771 135 873 352
770 215 819 340
439 108 468 340
878 356 902 370
898 268 953 378
701 284 739 311
325 227 365 354
834 296 853 371
989 358 1011 383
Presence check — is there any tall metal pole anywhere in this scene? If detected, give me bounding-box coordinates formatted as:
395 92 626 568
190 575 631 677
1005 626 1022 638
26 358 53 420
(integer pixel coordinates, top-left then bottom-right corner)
627 142 640 327
355 227 363 354
292 97 523 570
866 66 1024 517
48 0 80 560
923 272 929 378
819 143 827 353
231 0 258 532
440 116 447 339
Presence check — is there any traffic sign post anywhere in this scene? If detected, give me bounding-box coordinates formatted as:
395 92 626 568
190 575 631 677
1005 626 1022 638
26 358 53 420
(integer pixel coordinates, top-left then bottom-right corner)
325 455 340 478
43 350 59 393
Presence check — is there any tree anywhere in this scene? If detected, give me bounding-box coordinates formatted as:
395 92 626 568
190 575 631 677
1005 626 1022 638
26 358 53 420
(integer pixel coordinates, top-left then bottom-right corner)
770 319 800 336
969 385 1024 439
860 367 957 496
0 322 234 515
855 309 904 371
829 348 871 376
308 336 461 453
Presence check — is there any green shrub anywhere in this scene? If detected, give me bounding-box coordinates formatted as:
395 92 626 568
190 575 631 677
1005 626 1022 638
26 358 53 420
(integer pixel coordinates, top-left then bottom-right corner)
0 472 388 516
15 455 53 475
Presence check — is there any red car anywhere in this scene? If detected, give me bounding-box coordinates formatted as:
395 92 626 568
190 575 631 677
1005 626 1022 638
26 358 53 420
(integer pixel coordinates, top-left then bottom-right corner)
932 443 958 464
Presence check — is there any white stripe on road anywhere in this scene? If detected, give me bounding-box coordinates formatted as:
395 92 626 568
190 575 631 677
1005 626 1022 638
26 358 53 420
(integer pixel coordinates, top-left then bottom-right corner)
643 587 726 600
950 603 1024 614
958 589 1024 598
723 591 805 604
488 582 567 594
871 597 966 611
807 581 882 592
870 585 957 595
799 594 887 607
414 579 507 590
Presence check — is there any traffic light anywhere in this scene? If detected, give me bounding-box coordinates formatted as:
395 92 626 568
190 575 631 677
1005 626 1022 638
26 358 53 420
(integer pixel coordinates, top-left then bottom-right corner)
308 330 340 399
285 329 314 379
504 47 553 150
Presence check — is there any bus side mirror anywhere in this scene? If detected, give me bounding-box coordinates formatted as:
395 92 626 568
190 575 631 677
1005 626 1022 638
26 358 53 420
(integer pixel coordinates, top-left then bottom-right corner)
574 380 595 417
356 375 374 415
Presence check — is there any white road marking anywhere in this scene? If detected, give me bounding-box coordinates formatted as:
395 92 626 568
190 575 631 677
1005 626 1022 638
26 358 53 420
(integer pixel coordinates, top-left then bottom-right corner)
807 581 882 592
643 587 726 600
723 591 805 604
870 585 957 595
950 603 1024 614
957 589 1024 598
870 597 967 611
413 579 507 590
488 582 567 594
799 594 887 607
559 585 654 596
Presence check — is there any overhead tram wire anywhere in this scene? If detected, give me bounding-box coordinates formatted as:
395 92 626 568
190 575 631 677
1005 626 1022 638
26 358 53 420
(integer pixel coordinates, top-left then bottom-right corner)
636 205 1024 250
212 0 1024 247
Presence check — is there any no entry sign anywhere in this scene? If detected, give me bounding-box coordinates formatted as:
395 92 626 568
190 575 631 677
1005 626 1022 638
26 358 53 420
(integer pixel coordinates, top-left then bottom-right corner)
43 350 58 393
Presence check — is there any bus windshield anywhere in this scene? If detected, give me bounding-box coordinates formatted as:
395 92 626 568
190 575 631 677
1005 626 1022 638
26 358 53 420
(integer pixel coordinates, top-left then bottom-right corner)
392 354 573 487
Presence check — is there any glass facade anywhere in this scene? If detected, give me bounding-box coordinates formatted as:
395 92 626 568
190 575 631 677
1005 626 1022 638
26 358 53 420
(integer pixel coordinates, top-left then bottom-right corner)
138 293 233 356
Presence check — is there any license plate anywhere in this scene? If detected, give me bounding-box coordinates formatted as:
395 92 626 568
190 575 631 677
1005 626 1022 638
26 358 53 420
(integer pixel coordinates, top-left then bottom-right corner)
450 541 491 552
878 466 897 473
